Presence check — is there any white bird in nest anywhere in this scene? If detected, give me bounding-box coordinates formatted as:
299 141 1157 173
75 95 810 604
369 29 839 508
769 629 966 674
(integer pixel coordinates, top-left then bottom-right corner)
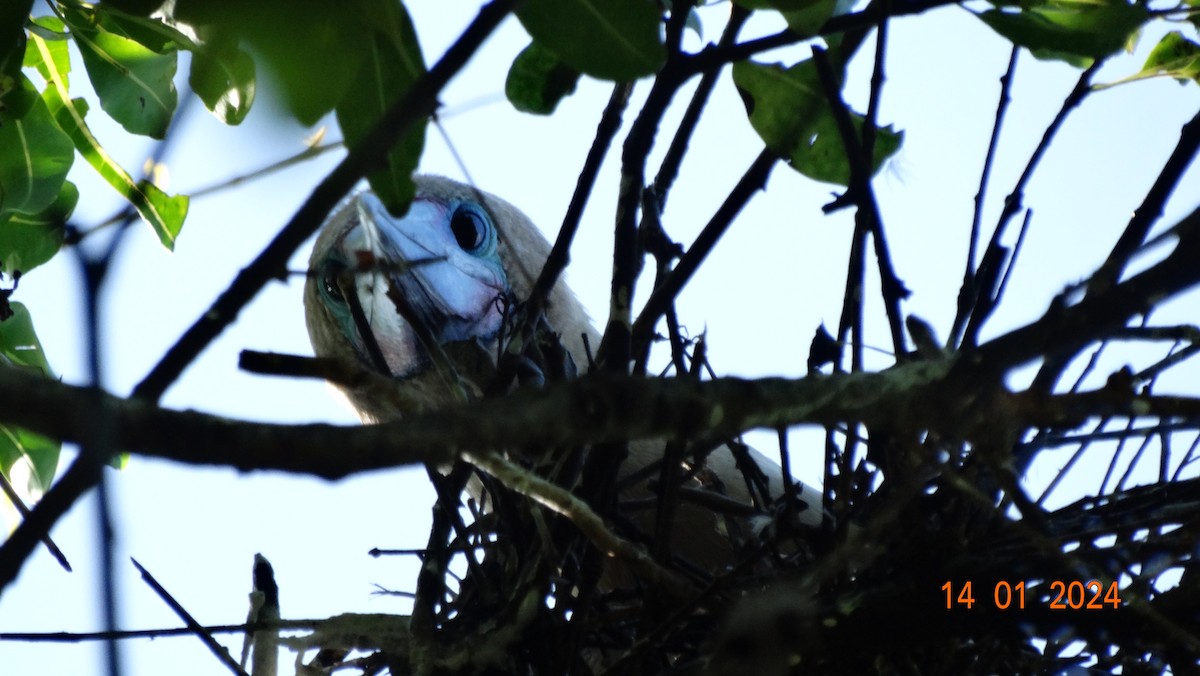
303 174 824 580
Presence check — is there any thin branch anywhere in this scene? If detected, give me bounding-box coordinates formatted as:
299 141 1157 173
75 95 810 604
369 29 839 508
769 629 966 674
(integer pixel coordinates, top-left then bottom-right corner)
966 61 1102 351
0 619 327 643
950 46 1018 348
1088 108 1200 297
651 5 750 208
187 140 345 201
811 46 908 358
629 150 778 355
131 558 250 676
860 0 889 162
1032 106 1200 390
685 0 962 75
527 82 632 318
968 206 1200 375
0 470 70 571
463 450 694 600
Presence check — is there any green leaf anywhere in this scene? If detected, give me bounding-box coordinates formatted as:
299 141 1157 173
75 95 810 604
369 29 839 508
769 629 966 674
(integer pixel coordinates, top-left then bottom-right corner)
24 17 71 84
0 181 75 276
334 0 426 215
0 74 75 220
517 0 665 81
733 59 901 186
506 41 581 115
93 4 183 55
1136 31 1200 85
61 4 178 139
188 35 256 125
791 111 903 185
87 5 258 125
976 0 1149 66
782 0 838 36
0 423 61 494
30 28 187 248
0 302 59 492
172 0 368 126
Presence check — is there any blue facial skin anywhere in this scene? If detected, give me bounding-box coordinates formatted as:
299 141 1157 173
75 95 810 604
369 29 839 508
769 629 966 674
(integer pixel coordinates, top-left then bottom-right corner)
317 193 510 377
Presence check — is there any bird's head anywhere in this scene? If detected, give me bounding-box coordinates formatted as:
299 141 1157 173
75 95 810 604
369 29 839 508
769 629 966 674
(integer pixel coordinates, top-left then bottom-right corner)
304 175 588 420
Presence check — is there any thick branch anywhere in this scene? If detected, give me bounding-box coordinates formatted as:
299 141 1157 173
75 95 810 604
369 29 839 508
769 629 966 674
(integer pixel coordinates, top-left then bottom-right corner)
4 356 1200 483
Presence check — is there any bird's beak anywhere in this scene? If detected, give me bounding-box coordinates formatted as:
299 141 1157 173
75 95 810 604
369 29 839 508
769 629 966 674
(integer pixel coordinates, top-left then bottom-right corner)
334 192 509 378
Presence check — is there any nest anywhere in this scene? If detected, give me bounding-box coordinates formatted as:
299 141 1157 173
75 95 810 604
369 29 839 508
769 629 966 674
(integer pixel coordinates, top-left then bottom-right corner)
289 314 1200 675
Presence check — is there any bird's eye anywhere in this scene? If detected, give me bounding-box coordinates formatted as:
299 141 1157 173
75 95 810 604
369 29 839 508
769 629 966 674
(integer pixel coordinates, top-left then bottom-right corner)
321 261 347 303
449 204 492 254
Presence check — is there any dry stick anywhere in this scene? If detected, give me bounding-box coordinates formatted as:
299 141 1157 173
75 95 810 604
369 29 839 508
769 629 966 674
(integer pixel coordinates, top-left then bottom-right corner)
462 450 694 601
527 82 632 319
823 14 887 518
860 0 889 162
963 60 1103 350
635 5 749 374
950 47 1018 348
811 47 907 359
0 471 70 571
1172 433 1200 482
0 0 518 599
960 208 1032 351
130 558 250 676
188 141 345 201
1025 420 1200 455
652 4 750 209
582 56 694 593
600 67 687 373
1140 342 1200 381
629 150 778 353
1032 108 1200 391
1089 108 1200 297
970 205 1200 374
0 620 323 643
688 0 962 74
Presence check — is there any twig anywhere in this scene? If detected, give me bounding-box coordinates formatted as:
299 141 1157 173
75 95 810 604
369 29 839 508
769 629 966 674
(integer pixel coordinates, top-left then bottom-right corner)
811 46 907 358
527 82 632 319
187 141 345 201
860 0 889 162
950 47 1018 348
651 5 749 208
967 61 1102 352
1032 107 1200 390
629 150 778 354
463 450 695 600
0 619 325 643
0 470 70 571
686 0 962 74
131 558 250 676
1088 108 1200 297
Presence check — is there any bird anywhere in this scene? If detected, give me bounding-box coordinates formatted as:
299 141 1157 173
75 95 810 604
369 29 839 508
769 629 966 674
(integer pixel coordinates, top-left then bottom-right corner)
303 174 824 580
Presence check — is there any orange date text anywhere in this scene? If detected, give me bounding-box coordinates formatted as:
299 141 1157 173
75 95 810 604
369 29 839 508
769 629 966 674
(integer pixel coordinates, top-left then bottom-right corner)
941 580 1122 610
